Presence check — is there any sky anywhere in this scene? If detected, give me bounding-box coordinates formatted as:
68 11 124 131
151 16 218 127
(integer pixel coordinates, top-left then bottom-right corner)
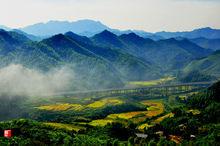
0 0 220 32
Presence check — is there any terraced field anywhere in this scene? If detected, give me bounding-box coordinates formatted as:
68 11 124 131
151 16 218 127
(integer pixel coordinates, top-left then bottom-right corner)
88 100 165 127
86 98 123 108
153 113 174 124
37 103 83 111
36 98 124 111
33 93 190 131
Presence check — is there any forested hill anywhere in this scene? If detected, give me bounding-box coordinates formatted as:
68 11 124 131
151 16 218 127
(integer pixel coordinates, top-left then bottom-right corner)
0 28 217 90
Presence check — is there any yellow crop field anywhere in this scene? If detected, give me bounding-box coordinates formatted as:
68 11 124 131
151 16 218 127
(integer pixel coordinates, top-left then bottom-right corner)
37 103 83 111
87 98 123 108
106 100 164 121
143 100 164 112
153 113 174 124
107 111 148 120
128 77 175 87
44 122 85 132
89 119 114 127
131 116 148 124
138 123 153 130
146 110 164 117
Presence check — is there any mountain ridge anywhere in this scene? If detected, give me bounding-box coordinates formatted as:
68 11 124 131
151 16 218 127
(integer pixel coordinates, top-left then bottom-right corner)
2 19 216 40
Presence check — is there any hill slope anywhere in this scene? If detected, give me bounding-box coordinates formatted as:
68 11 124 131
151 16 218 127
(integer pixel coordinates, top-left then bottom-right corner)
66 31 160 80
190 37 220 51
0 29 163 90
92 30 212 72
184 50 220 77
0 30 124 89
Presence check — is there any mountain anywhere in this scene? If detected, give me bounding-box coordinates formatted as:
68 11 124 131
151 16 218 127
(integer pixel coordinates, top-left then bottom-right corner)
20 19 161 39
111 29 163 40
0 28 216 89
66 31 160 80
65 31 92 45
134 37 212 72
156 27 220 39
21 20 109 36
12 29 43 41
0 29 60 70
92 30 212 72
0 29 163 90
190 37 220 51
20 19 220 40
184 50 220 77
0 29 124 89
91 30 125 48
0 29 30 47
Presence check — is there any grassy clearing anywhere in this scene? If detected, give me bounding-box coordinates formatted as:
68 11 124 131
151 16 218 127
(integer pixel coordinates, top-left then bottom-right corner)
128 77 175 87
37 103 83 111
86 98 123 108
44 122 85 132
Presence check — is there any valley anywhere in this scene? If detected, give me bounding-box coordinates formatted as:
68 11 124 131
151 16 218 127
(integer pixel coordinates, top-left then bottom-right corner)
1 75 218 145
0 20 219 145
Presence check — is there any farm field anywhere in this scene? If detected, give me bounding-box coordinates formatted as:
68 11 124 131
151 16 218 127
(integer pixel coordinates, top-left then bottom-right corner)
37 103 83 111
87 100 165 127
127 76 175 87
28 89 198 130
36 97 124 112
1 81 218 145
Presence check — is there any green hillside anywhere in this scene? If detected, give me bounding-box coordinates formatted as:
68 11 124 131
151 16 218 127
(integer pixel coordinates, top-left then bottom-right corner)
0 29 162 90
92 30 212 73
190 37 220 51
66 31 160 80
184 50 220 77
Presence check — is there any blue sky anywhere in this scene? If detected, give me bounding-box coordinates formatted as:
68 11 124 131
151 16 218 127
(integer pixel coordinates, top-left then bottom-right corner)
0 0 219 32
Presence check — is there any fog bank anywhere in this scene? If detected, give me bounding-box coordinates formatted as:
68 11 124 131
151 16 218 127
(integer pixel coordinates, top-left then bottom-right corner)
0 64 74 96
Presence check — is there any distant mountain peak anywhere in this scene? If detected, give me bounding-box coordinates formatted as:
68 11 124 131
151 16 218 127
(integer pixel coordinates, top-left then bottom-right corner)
119 32 151 42
65 31 92 44
122 32 140 38
197 27 212 30
43 33 69 44
161 38 178 43
21 19 109 36
51 33 66 39
65 31 79 36
95 30 117 38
